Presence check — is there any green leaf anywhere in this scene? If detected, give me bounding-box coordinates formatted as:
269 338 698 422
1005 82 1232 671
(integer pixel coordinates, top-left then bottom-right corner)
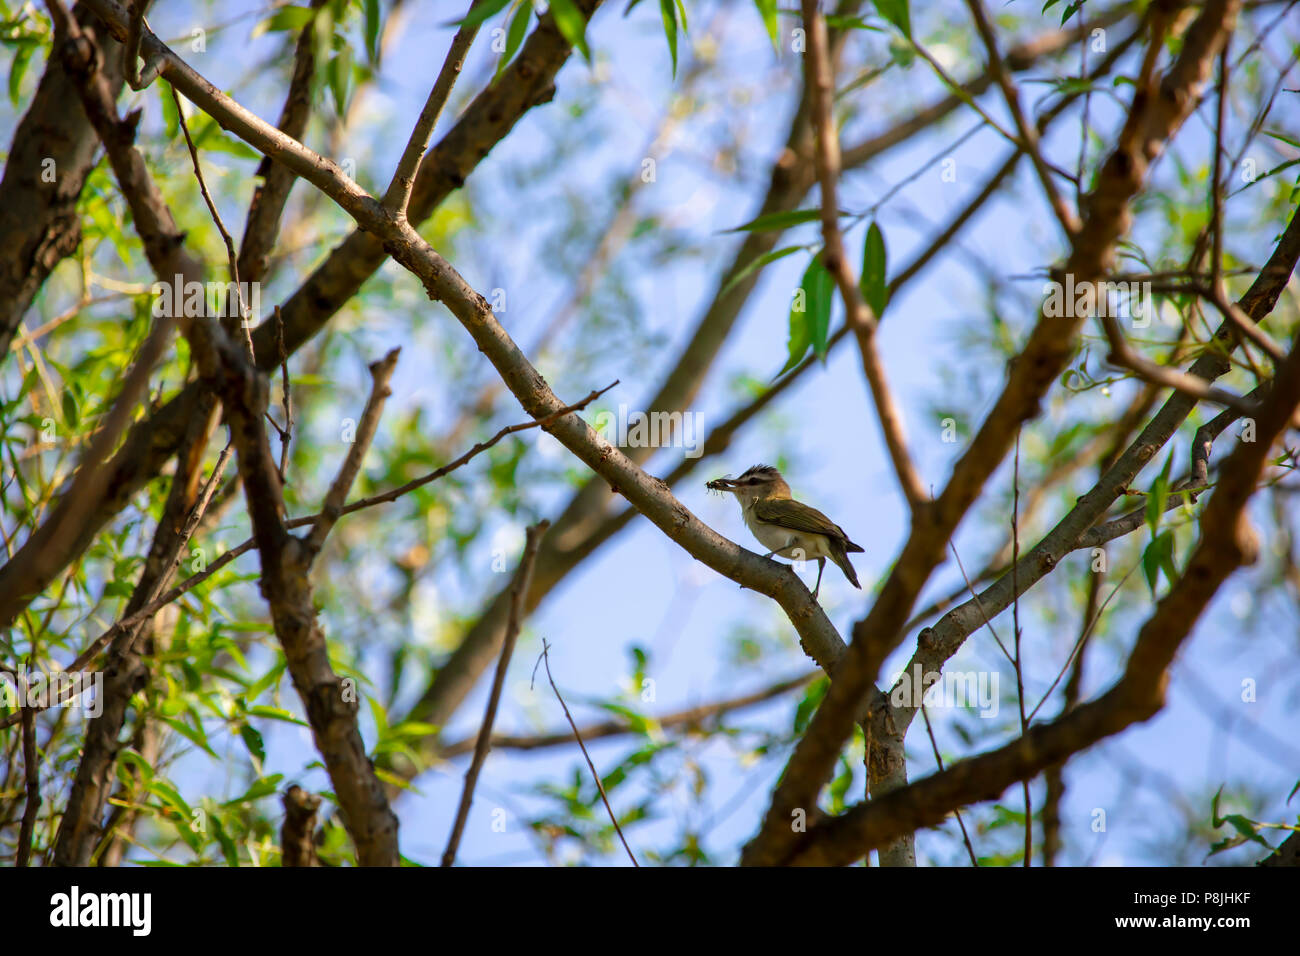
1141 530 1175 596
59 389 78 428
363 0 381 63
159 715 218 758
118 749 155 784
240 723 266 762
210 815 241 867
872 0 910 38
8 39 35 106
808 263 834 359
1145 449 1175 535
1264 129 1300 150
245 705 308 726
726 207 827 233
448 0 512 29
782 253 834 373
496 2 533 79
549 0 591 61
753 0 779 48
597 702 653 736
328 45 353 115
659 0 678 76
221 776 284 807
860 221 888 317
720 244 803 295
251 5 318 40
1058 0 1084 25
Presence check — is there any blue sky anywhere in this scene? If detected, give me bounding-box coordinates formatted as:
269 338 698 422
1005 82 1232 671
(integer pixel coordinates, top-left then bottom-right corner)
13 0 1296 865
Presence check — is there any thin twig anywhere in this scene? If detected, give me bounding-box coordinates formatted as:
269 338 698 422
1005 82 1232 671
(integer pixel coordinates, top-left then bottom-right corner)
1211 43 1231 298
275 306 294 481
169 82 256 361
304 347 401 555
441 519 549 867
0 381 619 726
437 670 816 758
919 703 977 866
1100 311 1259 413
533 640 639 866
0 443 234 728
381 0 482 216
800 0 927 510
965 0 1080 236
1027 562 1139 723
948 542 1013 663
1074 3 1091 211
1011 429 1031 867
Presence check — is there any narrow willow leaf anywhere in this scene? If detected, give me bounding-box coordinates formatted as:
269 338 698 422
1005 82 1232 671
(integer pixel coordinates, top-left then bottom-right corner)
753 0 779 48
781 254 833 373
550 0 592 61
808 257 834 360
872 0 911 38
1145 449 1175 535
496 2 533 79
660 0 678 76
448 0 511 29
363 0 381 64
860 221 888 317
726 208 828 233
251 5 318 40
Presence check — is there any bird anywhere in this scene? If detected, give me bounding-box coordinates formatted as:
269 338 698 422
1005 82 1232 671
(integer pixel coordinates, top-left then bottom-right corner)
707 464 863 599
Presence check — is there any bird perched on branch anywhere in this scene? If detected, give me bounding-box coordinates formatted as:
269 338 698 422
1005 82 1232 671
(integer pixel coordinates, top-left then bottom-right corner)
707 464 863 599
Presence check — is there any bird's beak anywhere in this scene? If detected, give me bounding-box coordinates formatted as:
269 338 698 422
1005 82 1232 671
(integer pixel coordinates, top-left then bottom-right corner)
707 477 740 492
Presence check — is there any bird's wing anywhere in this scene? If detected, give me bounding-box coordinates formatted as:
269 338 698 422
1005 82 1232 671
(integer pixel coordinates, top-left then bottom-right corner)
753 499 851 543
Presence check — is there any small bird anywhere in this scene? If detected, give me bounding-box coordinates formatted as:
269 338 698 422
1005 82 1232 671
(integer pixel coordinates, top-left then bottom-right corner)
707 464 863 599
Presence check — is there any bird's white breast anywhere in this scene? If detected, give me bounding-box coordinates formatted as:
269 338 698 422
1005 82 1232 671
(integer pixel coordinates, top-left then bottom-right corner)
740 502 833 560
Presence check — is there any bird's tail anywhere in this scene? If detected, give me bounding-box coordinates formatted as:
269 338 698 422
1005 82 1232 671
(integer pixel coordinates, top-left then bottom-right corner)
829 541 861 589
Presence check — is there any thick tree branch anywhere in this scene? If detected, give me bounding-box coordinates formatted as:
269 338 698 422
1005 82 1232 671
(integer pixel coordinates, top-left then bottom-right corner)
0 1 126 358
236 0 326 287
205 339 401 866
0 0 606 631
741 0 1240 866
280 785 321 867
889 208 1299 751
783 328 1300 865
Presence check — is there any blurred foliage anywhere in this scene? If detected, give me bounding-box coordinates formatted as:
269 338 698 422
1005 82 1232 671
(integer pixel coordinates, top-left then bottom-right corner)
0 0 1298 866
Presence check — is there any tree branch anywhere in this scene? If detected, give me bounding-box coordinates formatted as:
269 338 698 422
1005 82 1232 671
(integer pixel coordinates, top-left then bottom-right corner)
382 0 482 216
741 0 1241 867
801 0 927 511
964 0 1081 235
784 327 1300 865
